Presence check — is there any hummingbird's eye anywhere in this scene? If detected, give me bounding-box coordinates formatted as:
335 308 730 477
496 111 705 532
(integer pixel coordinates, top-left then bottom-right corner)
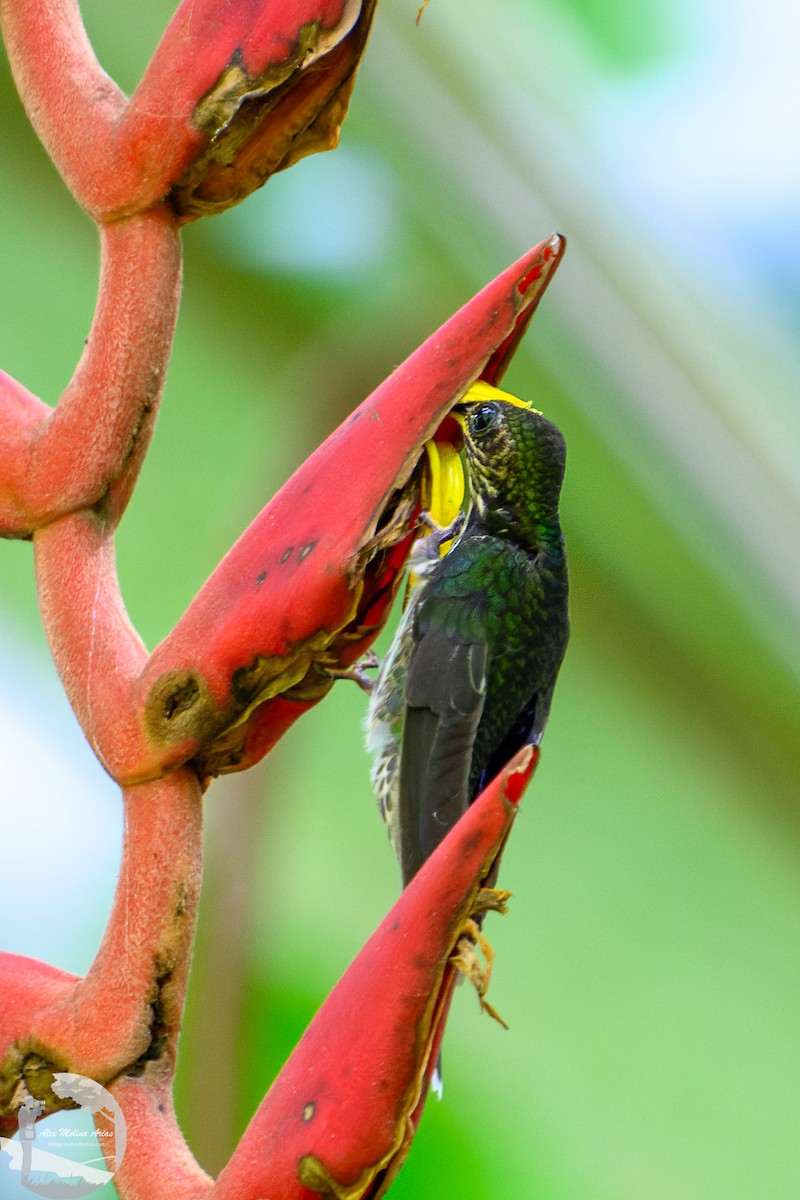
469 403 500 437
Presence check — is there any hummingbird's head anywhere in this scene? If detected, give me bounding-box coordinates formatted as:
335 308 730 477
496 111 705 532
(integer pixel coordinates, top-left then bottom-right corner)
453 394 566 549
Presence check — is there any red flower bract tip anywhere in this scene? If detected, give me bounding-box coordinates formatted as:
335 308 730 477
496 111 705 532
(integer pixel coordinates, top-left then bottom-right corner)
214 746 536 1200
125 238 565 785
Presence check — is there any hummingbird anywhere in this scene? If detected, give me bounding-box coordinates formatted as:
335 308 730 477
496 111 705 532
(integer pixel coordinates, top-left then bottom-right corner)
366 389 569 887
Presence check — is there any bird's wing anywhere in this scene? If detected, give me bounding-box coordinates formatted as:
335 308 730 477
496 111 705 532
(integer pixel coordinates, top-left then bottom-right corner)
397 603 488 885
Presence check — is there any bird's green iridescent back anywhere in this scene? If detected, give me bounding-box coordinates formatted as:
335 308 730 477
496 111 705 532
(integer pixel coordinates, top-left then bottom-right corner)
369 396 570 887
411 524 568 799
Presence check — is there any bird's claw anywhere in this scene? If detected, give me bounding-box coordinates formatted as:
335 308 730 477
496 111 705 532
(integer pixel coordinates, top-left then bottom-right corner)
417 508 466 545
450 918 508 1029
324 651 379 694
407 510 466 580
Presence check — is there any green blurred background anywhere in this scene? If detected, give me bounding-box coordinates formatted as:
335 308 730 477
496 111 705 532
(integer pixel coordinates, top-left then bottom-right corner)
2 0 800 1196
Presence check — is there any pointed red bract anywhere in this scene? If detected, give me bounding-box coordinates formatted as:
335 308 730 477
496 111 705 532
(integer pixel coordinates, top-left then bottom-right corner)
131 236 565 784
139 0 381 220
214 747 537 1200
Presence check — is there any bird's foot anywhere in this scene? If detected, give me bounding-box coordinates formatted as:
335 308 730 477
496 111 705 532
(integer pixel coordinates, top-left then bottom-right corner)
417 508 466 546
407 510 466 578
450 918 509 1030
324 651 379 694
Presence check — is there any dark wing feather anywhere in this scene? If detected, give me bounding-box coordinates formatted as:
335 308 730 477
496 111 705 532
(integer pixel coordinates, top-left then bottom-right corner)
398 626 488 885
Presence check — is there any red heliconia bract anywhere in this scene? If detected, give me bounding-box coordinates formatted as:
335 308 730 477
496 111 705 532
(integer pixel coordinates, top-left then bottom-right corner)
214 748 538 1200
133 236 565 785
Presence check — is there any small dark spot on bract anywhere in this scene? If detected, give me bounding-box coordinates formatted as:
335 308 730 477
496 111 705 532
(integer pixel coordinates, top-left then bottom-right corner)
255 570 267 585
297 540 317 563
302 1101 316 1122
390 919 400 932
280 546 294 564
158 1102 166 1114
462 831 481 857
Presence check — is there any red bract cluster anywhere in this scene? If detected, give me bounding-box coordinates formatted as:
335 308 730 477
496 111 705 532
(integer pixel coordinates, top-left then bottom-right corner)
0 1 564 1195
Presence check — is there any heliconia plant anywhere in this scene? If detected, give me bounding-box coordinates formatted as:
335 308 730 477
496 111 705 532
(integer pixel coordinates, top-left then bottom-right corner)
0 1 565 1195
